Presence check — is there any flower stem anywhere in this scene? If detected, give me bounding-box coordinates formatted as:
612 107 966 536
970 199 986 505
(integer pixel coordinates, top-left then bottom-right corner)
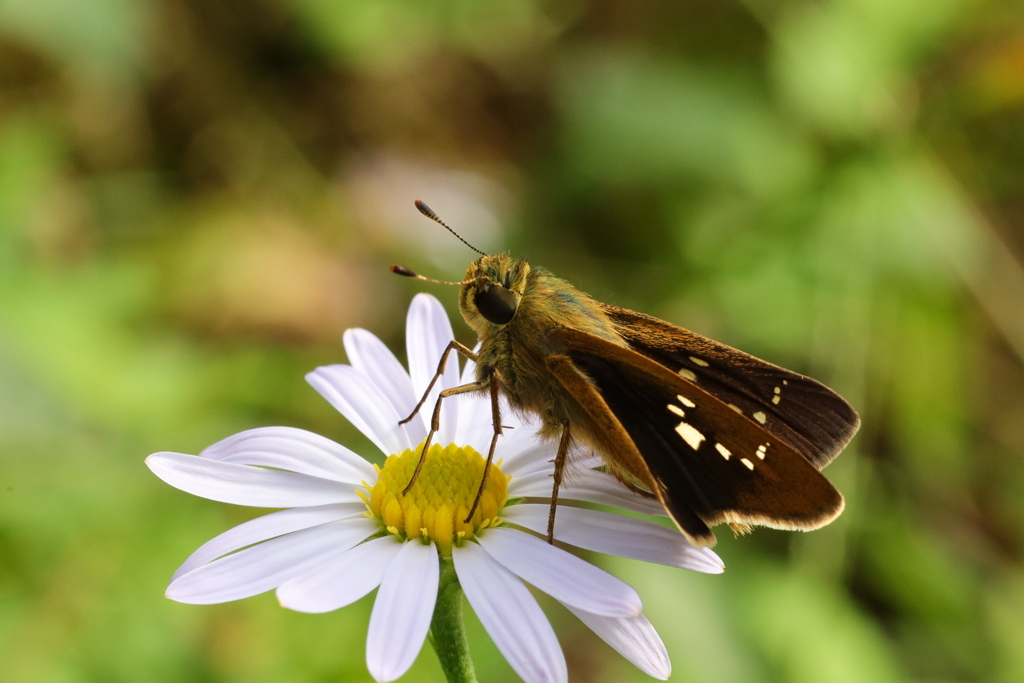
428 557 478 683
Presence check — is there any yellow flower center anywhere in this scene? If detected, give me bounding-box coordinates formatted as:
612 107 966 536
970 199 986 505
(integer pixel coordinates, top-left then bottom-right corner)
362 442 509 549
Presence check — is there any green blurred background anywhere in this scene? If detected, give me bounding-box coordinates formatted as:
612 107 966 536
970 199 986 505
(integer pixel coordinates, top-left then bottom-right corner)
2 0 1024 681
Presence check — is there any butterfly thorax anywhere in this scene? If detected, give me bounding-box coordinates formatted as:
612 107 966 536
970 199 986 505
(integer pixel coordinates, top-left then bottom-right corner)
459 254 625 430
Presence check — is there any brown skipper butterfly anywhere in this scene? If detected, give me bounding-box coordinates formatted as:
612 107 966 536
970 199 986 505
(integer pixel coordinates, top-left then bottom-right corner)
393 200 859 547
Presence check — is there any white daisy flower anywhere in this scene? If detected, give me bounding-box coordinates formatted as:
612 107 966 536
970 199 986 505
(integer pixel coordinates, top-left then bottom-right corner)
147 294 724 683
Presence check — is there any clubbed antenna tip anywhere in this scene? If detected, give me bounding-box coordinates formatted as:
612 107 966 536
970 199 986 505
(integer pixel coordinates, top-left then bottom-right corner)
412 199 486 256
390 263 478 287
414 199 439 222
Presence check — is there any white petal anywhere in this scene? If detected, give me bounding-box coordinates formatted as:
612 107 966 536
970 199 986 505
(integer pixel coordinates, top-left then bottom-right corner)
503 504 724 574
491 414 555 471
478 528 641 617
146 452 360 507
453 345 509 448
452 384 493 447
406 293 461 445
453 542 567 683
486 423 593 481
172 504 363 581
166 517 377 604
560 470 670 516
573 450 605 470
509 469 666 516
563 605 671 680
455 394 551 478
277 536 402 613
503 470 556 498
452 342 552 471
306 365 413 456
201 427 376 484
366 540 439 682
498 439 555 479
344 329 428 444
508 468 641 511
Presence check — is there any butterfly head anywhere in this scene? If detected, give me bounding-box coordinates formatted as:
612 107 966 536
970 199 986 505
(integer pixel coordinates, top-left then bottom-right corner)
460 253 531 331
393 200 530 333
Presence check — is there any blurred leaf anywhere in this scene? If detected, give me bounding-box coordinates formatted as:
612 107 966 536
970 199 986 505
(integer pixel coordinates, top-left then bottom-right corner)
0 116 64 259
986 569 1024 683
282 0 561 72
772 0 969 136
611 556 768 683
0 0 151 77
737 563 904 683
558 49 818 198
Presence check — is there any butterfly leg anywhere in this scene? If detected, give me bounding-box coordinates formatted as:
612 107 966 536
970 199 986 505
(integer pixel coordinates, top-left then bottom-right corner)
399 340 478 426
546 420 572 544
402 376 489 495
464 369 504 523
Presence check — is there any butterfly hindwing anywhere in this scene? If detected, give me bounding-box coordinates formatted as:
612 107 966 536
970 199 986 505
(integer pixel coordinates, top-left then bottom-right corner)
600 303 860 469
547 327 845 542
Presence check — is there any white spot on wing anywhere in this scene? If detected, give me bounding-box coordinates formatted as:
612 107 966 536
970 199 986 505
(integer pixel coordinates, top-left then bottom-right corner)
728 403 742 414
675 422 705 450
772 395 781 405
753 411 767 424
756 443 769 460
774 386 781 394
689 357 709 367
715 443 732 460
678 368 696 382
677 395 696 408
740 458 754 470
668 404 686 417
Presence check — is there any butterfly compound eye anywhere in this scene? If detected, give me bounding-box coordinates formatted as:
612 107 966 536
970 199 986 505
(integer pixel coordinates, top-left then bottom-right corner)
475 284 518 325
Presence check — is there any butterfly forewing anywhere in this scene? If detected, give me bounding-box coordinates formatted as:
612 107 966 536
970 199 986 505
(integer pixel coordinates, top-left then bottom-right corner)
548 328 845 536
600 303 860 469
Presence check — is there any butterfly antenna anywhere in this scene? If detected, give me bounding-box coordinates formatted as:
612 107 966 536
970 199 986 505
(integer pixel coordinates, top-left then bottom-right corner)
391 264 481 286
415 199 486 256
